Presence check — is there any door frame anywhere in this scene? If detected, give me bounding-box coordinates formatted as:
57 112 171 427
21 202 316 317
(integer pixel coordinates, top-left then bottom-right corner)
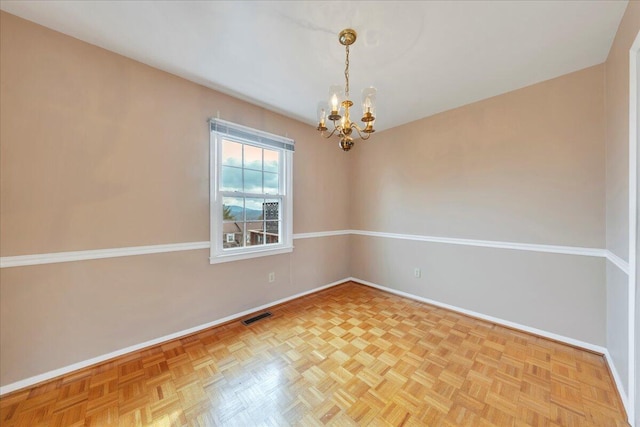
628 29 640 425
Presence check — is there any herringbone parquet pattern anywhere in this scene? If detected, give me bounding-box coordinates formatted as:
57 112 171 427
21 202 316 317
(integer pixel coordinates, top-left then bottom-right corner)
0 282 628 426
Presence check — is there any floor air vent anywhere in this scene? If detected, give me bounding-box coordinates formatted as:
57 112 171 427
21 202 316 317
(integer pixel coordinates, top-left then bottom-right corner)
241 311 272 325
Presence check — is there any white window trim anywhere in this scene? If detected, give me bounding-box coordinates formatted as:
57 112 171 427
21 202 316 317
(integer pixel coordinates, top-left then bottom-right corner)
209 119 293 264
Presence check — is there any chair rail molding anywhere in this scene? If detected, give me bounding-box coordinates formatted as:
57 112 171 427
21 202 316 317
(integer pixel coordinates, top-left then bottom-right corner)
0 230 628 273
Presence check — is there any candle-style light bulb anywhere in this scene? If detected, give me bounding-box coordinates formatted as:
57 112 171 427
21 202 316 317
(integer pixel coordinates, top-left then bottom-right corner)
317 101 329 131
361 87 377 123
328 85 343 121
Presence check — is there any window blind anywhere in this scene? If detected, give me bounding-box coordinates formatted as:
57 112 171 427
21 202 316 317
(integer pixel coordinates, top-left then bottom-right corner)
209 118 294 152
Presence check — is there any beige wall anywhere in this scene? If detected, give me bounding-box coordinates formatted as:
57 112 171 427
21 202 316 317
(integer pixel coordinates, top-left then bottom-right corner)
605 0 640 262
0 237 350 386
0 12 349 256
350 65 606 247
606 262 629 393
350 236 605 345
348 65 608 345
0 12 350 387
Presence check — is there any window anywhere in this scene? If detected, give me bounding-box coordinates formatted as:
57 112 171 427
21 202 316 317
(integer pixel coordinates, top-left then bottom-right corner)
210 119 294 264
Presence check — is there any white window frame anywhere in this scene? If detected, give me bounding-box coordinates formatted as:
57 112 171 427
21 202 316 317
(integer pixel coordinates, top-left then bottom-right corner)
209 118 293 264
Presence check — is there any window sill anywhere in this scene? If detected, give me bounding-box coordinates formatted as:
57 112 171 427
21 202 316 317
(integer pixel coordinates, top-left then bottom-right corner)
209 245 293 264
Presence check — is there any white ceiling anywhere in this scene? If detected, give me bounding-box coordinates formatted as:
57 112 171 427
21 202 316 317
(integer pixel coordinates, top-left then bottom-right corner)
0 1 628 132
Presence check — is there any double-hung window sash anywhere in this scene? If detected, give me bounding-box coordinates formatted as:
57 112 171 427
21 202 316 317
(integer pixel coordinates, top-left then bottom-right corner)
209 118 294 264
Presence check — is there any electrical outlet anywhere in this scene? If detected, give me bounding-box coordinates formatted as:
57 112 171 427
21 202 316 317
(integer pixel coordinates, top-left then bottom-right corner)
268 272 275 283
414 268 421 278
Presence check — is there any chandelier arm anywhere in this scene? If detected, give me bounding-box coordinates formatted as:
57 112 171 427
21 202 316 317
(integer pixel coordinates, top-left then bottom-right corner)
320 126 339 140
351 123 372 141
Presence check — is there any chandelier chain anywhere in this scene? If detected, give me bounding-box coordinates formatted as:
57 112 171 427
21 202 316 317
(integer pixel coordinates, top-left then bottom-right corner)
344 45 350 97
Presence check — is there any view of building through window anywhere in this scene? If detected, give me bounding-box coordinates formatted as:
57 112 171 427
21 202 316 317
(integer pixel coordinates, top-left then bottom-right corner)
222 201 280 248
220 139 282 249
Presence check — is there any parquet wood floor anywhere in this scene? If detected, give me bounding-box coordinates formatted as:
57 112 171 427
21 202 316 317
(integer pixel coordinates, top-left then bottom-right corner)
0 281 628 426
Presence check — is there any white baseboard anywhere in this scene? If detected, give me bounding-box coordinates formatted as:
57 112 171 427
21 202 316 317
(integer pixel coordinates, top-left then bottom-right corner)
350 277 605 352
349 277 634 421
0 278 347 396
603 349 631 420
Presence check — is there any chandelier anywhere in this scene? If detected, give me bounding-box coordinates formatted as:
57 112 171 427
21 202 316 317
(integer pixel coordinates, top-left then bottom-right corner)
316 28 376 151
